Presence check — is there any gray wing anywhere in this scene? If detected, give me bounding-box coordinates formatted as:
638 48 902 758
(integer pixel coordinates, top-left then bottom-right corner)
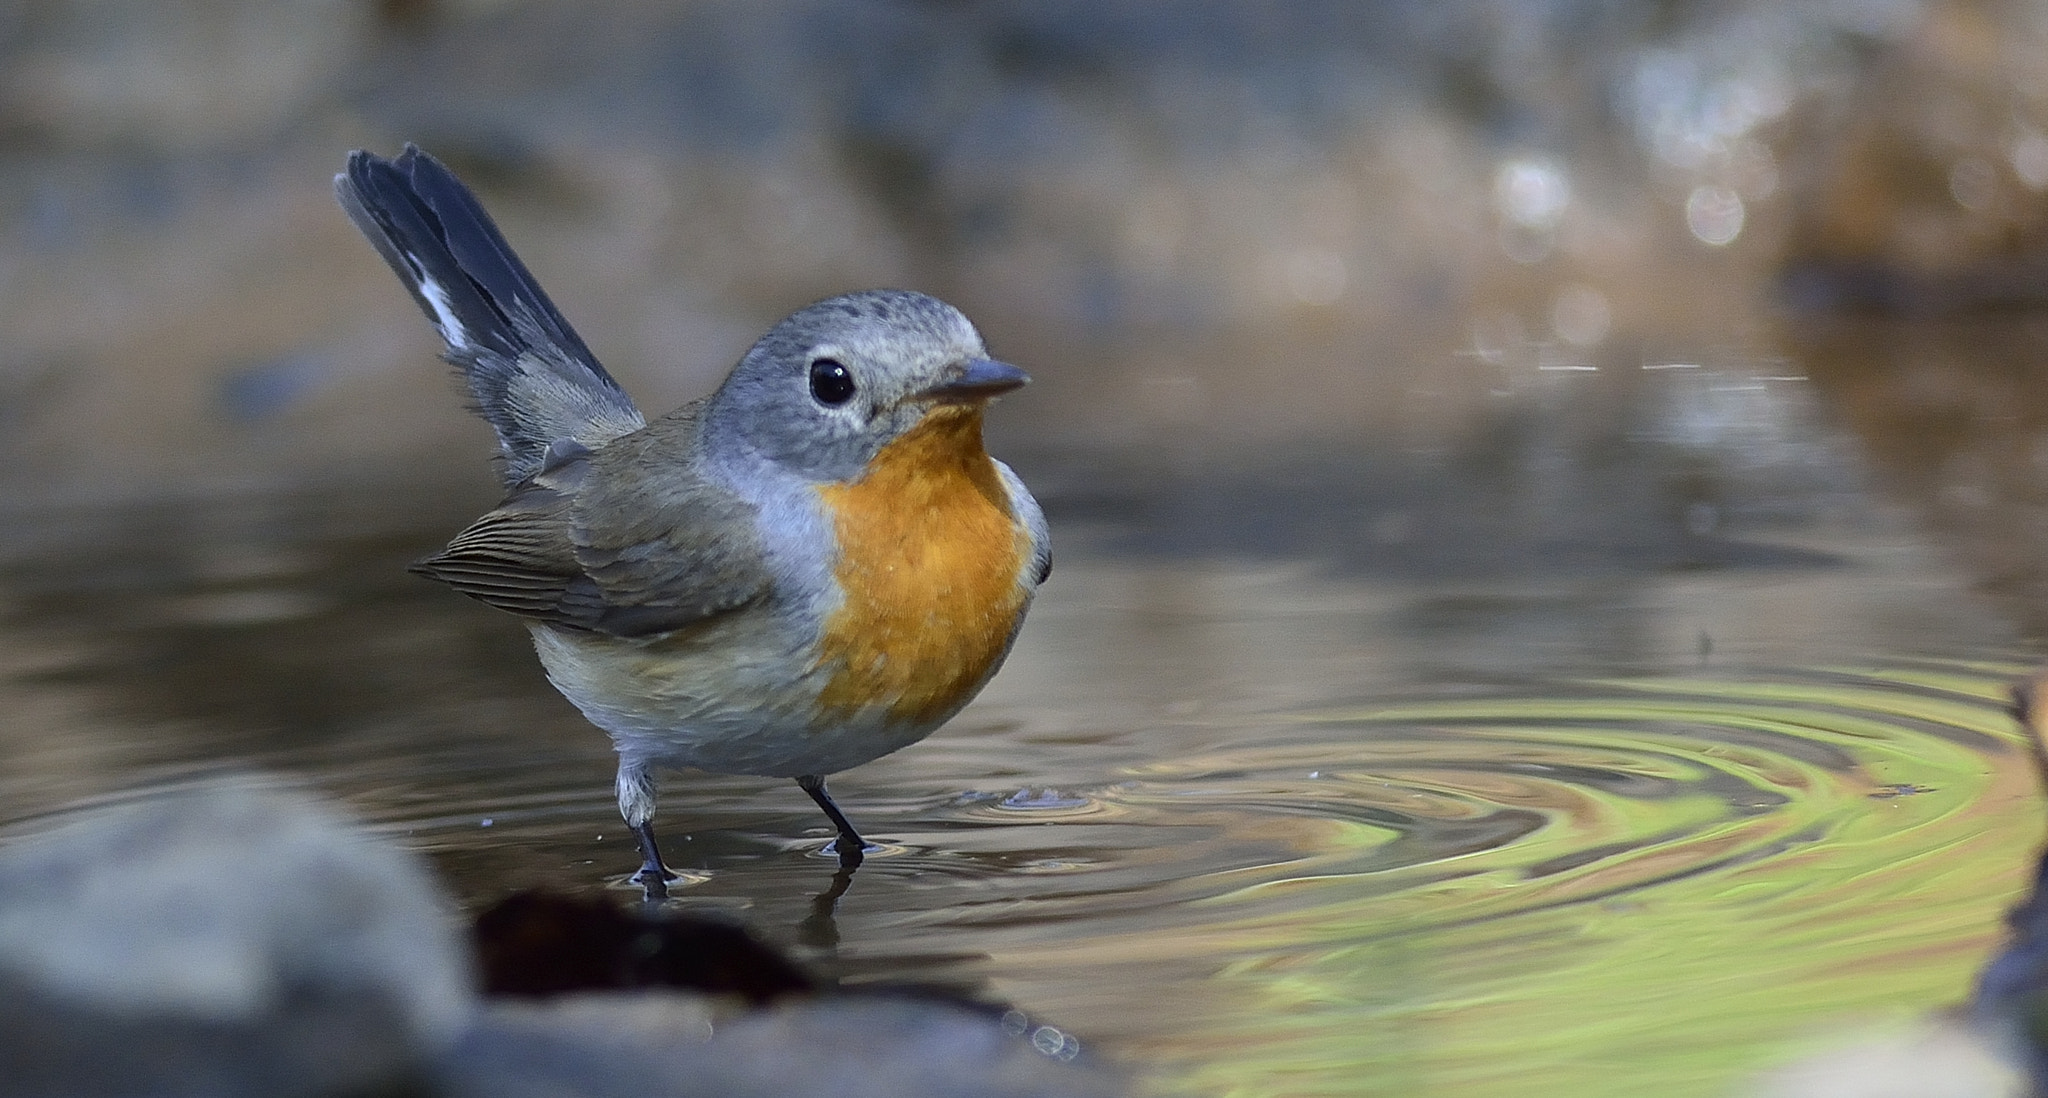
411 412 772 638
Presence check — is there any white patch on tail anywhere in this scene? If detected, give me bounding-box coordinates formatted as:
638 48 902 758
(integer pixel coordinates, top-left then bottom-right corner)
415 271 472 351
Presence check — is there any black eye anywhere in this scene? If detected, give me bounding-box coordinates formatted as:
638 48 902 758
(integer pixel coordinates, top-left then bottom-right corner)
808 358 856 406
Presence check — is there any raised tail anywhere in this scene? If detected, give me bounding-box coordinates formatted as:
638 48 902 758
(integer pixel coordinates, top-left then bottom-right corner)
336 144 644 485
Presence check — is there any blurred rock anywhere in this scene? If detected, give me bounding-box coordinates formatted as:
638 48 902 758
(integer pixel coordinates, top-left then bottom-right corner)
1749 1021 2025 1098
1970 669 2048 1087
0 782 1125 1097
461 889 1123 1095
444 993 1124 1098
0 778 473 1098
474 889 816 1003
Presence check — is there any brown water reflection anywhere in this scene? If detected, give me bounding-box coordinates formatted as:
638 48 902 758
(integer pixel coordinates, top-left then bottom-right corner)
1794 314 2048 637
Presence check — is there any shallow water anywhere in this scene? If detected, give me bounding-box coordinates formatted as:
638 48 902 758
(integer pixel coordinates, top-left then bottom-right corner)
0 443 2039 1095
10 3 2048 1094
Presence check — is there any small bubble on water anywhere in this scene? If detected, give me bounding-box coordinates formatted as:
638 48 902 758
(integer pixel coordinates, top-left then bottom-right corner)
480 817 493 828
1001 1009 1030 1036
1001 788 1091 810
1028 1027 1081 1062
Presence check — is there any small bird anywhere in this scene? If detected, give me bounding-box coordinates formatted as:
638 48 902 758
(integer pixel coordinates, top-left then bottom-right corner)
335 145 1047 896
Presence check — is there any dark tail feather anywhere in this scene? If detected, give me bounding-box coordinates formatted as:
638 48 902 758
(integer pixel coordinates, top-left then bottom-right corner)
336 144 643 484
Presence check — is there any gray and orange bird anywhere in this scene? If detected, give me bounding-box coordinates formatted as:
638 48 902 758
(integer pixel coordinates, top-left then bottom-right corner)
335 145 1048 896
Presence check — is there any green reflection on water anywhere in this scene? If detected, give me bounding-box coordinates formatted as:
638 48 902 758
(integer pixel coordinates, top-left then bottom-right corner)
1154 663 2040 1097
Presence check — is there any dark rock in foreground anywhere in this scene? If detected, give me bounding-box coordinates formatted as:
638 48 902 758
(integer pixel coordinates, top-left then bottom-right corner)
0 779 1123 1098
449 994 1114 1098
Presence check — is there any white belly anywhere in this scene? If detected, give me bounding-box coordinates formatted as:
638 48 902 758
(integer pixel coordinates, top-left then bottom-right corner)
528 621 942 778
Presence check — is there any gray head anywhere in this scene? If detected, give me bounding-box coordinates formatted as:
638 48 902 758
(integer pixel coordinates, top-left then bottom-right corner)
702 290 1027 482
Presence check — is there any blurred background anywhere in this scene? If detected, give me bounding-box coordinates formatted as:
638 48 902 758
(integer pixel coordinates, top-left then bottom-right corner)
2 0 2048 629
7 1 2048 1094
0 0 2034 564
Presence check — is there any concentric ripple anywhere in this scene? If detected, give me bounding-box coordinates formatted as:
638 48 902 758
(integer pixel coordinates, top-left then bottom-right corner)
934 660 2042 1098
1158 664 2016 931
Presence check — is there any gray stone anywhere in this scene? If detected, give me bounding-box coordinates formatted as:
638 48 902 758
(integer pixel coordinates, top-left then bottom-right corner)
0 779 1126 1097
0 778 475 1097
442 992 1125 1098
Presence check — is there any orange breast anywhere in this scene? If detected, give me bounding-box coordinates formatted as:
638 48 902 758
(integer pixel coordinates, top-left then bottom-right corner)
812 406 1030 725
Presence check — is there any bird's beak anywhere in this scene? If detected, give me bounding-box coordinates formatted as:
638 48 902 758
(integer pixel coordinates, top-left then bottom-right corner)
921 358 1030 403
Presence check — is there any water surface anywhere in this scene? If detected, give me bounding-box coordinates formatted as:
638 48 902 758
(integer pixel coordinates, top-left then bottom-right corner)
0 455 2036 1096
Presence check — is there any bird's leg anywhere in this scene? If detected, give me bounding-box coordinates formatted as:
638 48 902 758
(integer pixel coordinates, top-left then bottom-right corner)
796 774 866 869
630 819 669 900
618 761 673 897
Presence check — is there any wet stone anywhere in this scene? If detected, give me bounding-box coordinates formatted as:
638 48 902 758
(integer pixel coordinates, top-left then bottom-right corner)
0 779 470 1098
0 781 1126 1098
442 993 1125 1098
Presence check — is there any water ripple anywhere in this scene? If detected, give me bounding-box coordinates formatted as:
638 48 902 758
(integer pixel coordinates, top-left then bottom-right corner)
971 660 2041 1097
2 652 2034 1098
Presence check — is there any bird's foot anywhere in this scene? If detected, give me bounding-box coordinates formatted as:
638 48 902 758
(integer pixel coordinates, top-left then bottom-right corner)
632 864 673 900
819 836 873 869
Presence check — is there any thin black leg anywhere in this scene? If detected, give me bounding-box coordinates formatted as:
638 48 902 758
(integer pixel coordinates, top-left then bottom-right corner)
631 818 672 900
796 774 866 869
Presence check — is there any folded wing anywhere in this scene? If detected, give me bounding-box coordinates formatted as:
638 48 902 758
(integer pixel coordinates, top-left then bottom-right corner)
411 412 773 638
